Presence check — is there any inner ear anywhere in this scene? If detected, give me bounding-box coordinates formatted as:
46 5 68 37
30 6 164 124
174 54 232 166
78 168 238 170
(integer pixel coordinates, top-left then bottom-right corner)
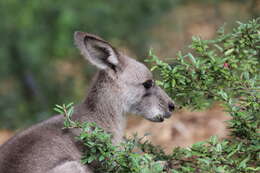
74 31 119 71
85 38 110 60
85 39 117 71
92 45 117 71
93 45 110 59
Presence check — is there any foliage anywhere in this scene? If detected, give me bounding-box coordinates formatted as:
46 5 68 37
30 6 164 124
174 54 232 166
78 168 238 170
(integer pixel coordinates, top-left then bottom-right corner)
147 18 260 172
55 19 260 172
54 103 165 173
0 0 177 129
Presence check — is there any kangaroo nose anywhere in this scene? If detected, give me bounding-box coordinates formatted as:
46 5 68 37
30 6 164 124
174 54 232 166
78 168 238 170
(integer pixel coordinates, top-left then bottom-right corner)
168 102 175 112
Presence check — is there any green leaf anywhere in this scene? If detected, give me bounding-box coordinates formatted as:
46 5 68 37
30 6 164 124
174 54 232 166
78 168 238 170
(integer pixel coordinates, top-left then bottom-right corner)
224 48 234 56
239 155 251 168
55 104 63 109
53 107 63 114
66 102 74 108
187 53 196 64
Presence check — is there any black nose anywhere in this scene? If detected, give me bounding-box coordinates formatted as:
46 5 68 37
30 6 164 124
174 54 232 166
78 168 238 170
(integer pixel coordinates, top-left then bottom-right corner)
168 102 175 112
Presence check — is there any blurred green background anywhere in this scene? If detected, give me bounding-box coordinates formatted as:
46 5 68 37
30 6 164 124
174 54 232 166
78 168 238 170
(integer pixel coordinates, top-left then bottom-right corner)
0 0 259 129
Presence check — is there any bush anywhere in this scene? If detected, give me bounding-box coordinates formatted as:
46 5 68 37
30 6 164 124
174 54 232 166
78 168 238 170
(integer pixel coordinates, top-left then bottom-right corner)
55 18 260 172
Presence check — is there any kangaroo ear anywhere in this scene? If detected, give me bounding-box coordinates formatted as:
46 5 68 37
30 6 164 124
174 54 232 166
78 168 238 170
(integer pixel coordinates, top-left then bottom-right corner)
74 31 119 70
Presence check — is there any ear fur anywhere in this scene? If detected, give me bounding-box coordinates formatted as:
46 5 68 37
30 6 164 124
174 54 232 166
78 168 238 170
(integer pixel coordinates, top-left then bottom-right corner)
74 31 119 70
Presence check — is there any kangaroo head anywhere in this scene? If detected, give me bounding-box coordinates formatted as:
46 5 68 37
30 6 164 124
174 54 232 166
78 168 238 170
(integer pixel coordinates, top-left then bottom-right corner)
74 31 175 122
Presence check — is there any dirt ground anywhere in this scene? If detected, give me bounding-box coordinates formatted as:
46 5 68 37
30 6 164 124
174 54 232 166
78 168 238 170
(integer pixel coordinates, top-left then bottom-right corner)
0 130 13 146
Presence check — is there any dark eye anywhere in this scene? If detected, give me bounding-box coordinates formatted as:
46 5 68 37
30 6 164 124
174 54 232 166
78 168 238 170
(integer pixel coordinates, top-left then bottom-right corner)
143 80 154 89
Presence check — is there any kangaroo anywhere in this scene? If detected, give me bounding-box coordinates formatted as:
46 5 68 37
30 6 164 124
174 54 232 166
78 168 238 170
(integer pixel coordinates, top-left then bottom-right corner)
0 32 175 173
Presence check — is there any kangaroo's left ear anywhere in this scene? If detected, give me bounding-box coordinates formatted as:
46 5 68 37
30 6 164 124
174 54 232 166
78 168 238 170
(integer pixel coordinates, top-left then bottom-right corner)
74 31 119 70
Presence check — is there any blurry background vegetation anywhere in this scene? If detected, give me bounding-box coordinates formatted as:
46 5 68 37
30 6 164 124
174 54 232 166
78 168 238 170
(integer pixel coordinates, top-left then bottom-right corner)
0 0 259 135
0 0 178 129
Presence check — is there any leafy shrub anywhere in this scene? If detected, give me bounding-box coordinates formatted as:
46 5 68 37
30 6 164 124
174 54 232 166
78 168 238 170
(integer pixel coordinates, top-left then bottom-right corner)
55 18 260 172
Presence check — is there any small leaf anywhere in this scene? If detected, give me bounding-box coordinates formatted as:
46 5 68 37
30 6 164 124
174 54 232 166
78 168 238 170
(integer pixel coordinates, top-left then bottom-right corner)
224 48 234 56
239 155 251 168
55 104 63 109
53 108 63 114
188 53 196 64
66 102 74 108
151 66 157 71
67 107 74 117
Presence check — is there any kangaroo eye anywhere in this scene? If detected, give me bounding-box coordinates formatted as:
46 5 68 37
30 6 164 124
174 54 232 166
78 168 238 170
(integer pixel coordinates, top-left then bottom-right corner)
143 80 154 89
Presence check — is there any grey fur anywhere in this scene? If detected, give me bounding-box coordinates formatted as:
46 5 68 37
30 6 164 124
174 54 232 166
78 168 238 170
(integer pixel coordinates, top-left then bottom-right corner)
0 32 174 173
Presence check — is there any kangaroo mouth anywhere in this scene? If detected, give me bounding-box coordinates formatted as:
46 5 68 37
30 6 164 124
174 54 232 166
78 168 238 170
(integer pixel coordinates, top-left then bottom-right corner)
148 112 173 122
147 115 164 122
156 116 164 122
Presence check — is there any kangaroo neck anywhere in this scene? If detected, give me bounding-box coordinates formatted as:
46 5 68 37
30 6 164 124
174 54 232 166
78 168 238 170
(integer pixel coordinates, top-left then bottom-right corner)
74 71 127 143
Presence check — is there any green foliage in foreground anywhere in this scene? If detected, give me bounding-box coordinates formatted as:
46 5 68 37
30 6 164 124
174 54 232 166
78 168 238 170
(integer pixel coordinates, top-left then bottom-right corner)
55 103 165 173
55 19 260 172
